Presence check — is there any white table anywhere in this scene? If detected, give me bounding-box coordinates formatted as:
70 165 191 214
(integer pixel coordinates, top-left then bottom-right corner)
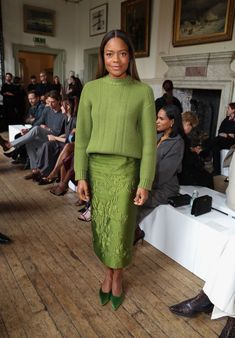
8 124 32 142
140 186 235 281
180 185 235 218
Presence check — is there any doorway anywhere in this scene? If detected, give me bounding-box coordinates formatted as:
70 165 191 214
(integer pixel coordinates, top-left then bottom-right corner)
13 44 65 86
84 47 98 83
18 51 55 85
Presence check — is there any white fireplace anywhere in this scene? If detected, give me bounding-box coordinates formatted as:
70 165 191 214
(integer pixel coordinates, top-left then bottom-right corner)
162 51 235 135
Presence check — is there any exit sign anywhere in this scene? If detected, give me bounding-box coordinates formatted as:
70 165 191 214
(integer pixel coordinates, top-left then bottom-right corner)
33 37 46 45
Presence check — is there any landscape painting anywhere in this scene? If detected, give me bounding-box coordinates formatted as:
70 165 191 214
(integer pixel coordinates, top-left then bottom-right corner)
24 5 55 37
173 0 235 46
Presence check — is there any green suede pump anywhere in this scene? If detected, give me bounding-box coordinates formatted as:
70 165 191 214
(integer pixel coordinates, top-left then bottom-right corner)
110 292 125 310
99 288 111 306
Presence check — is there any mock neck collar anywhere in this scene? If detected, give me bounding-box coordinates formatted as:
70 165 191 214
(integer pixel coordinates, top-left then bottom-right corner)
103 74 133 85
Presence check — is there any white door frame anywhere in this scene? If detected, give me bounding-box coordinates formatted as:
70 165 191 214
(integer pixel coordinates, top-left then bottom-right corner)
12 44 66 84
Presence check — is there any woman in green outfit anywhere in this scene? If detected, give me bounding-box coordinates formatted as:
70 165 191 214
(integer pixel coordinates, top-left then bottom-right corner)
74 30 156 310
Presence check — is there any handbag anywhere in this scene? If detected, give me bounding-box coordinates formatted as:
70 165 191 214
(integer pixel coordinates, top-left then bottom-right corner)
168 194 191 207
191 195 212 216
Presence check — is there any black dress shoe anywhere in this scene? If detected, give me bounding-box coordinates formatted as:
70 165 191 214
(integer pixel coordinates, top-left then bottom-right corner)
3 146 16 157
219 317 235 338
133 226 145 245
0 233 12 244
169 290 214 317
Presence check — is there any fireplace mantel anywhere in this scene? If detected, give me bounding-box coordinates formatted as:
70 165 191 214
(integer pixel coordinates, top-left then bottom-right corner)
161 51 235 130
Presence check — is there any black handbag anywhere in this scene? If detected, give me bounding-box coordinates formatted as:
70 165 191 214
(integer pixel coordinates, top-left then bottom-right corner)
191 195 212 216
168 194 191 207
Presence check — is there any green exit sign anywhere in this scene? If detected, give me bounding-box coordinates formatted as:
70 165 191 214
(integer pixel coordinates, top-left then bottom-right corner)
33 37 46 45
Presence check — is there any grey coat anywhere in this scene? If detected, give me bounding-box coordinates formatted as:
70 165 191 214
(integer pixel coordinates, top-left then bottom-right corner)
137 133 184 224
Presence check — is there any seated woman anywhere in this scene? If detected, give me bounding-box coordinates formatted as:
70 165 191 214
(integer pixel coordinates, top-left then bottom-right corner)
49 142 75 195
178 111 214 189
51 75 64 97
37 98 76 181
200 102 235 175
135 104 185 244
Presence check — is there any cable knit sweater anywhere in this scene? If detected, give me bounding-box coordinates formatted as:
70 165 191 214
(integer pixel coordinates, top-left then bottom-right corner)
74 75 156 190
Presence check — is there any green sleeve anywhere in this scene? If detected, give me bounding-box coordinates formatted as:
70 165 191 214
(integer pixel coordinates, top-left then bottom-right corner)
74 87 92 180
138 86 156 190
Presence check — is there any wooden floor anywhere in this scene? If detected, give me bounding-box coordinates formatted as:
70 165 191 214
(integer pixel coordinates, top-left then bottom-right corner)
0 145 226 338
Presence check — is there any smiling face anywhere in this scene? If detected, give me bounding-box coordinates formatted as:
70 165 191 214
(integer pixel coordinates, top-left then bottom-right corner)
104 37 130 79
28 93 39 106
156 109 173 133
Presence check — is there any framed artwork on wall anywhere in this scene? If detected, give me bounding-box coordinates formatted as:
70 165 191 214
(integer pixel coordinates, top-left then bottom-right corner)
173 0 235 47
121 0 151 58
23 5 55 37
89 3 108 36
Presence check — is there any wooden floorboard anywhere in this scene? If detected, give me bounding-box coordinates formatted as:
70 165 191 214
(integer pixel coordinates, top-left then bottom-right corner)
0 145 226 338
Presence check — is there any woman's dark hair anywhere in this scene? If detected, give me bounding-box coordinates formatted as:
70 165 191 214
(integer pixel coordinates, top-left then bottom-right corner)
61 96 75 116
161 104 185 138
96 29 140 81
48 90 62 102
229 102 235 110
5 72 13 78
163 80 173 92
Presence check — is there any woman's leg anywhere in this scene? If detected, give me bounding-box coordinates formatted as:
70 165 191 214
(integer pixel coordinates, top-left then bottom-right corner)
112 268 123 296
47 143 74 179
101 268 113 292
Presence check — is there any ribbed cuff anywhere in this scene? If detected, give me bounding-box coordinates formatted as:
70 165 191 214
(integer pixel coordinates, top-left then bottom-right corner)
75 170 87 181
138 178 153 190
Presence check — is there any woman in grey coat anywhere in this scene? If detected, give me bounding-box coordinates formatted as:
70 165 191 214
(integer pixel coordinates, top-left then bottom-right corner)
134 104 185 244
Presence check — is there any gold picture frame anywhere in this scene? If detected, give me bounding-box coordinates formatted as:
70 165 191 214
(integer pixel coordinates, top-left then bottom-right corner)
23 5 55 37
173 0 235 47
121 0 151 58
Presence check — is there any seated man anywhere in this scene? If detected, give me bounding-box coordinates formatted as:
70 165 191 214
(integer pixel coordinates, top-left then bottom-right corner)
25 90 45 125
170 157 235 338
179 111 214 189
169 235 235 338
3 91 65 180
11 90 45 166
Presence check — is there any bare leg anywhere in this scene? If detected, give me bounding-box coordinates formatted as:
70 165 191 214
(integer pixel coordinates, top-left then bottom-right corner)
101 268 113 292
47 143 74 179
112 268 123 296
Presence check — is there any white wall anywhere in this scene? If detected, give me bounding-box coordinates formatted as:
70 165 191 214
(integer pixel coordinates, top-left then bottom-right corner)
2 0 235 98
2 0 77 78
76 0 235 98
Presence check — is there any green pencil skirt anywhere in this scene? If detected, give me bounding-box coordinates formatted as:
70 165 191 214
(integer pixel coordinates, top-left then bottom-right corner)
88 154 139 269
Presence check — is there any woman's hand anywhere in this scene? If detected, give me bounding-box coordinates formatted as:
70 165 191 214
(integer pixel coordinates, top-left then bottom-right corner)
191 145 202 154
134 188 149 206
77 180 90 202
219 132 227 138
48 135 56 141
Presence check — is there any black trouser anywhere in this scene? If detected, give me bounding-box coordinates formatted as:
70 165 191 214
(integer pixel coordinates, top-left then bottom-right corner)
201 136 235 175
12 132 28 162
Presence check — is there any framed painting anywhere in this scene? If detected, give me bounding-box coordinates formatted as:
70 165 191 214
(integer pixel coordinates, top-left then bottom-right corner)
23 5 55 37
89 3 108 36
121 0 151 58
173 0 235 47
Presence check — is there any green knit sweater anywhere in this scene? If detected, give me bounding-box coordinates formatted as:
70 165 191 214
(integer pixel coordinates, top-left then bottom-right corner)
74 75 156 190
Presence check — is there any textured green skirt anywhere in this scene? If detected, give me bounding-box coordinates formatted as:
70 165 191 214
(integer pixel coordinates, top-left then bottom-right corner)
89 154 139 269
